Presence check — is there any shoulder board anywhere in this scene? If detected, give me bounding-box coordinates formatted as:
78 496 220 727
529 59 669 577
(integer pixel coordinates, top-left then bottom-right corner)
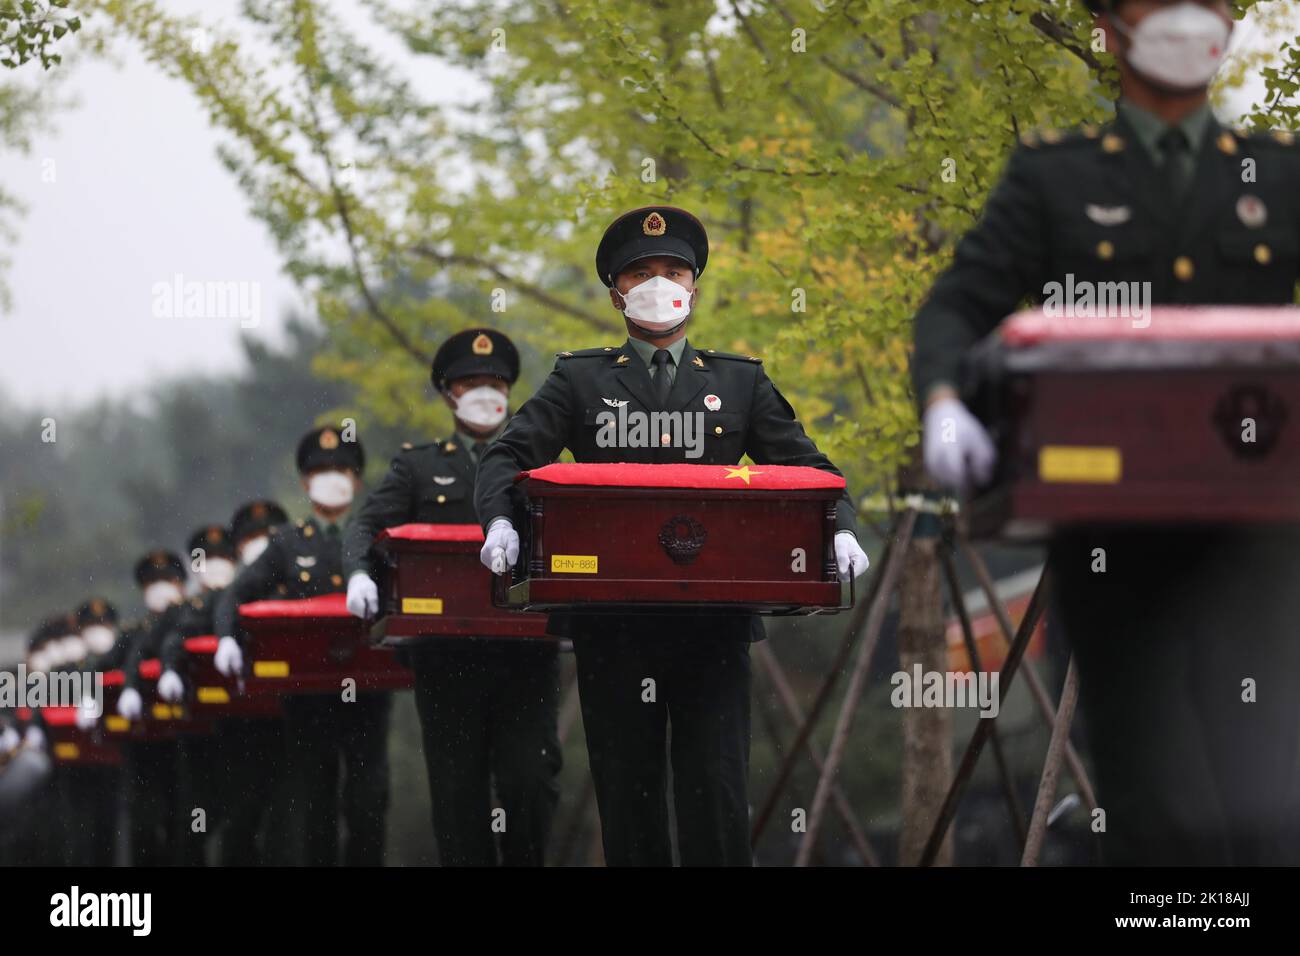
557 347 619 359
1231 126 1297 148
398 440 440 453
1018 124 1102 150
699 349 762 363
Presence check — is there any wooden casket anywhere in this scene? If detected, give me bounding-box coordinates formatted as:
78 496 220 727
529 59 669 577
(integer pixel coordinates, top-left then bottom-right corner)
963 306 1300 539
38 706 123 767
100 661 208 741
181 635 282 718
369 523 553 645
493 462 851 614
238 592 413 694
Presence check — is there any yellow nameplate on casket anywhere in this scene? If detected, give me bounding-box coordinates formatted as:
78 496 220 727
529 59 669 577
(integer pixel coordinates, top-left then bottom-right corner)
105 716 129 733
54 743 79 760
551 554 598 574
1038 445 1122 484
152 703 181 720
401 597 444 615
254 660 290 678
197 686 230 704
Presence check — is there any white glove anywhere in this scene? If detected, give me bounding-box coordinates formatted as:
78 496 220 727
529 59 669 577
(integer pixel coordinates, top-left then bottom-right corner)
75 695 100 729
835 531 869 578
214 636 243 677
22 724 46 751
1 726 19 753
922 396 996 492
346 572 379 618
117 687 143 720
480 517 520 576
158 670 185 702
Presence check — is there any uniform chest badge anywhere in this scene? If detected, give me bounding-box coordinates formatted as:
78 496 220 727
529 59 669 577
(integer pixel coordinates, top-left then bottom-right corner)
1085 203 1131 226
1236 194 1267 229
602 397 628 407
433 475 456 485
703 394 722 411
295 556 317 568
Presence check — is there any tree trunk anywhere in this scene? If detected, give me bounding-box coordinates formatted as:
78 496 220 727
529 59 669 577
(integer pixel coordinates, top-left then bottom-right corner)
895 461 953 865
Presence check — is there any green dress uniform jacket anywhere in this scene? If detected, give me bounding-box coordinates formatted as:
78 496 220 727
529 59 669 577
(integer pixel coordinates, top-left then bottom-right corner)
474 335 859 867
343 434 562 867
911 105 1300 865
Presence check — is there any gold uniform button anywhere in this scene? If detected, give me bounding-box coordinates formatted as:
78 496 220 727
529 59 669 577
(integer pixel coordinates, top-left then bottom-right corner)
444 442 457 452
303 525 314 537
1101 133 1124 154
1096 240 1114 261
436 494 447 504
299 570 311 582
1254 243 1272 265
714 426 723 436
1173 256 1195 281
331 574 343 586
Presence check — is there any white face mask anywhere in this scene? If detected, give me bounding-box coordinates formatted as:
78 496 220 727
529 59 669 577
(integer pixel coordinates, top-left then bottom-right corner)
202 556 237 590
60 635 87 664
240 535 270 566
308 470 355 509
83 625 116 656
619 275 694 333
453 385 509 429
1111 3 1230 92
144 580 184 614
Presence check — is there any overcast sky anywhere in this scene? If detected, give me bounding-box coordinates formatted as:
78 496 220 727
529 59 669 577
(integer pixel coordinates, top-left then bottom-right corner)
0 1 1293 411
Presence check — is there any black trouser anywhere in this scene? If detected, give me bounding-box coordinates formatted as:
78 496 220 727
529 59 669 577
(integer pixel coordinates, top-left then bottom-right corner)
175 732 223 865
123 739 180 867
1053 527 1300 865
570 621 752 867
218 716 288 866
409 639 562 866
282 691 392 866
60 764 121 866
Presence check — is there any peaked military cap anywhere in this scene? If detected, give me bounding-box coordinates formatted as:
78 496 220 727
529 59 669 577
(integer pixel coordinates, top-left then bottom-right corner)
133 549 187 588
296 425 366 475
595 206 709 287
75 597 119 629
431 328 520 391
231 499 289 545
187 523 237 560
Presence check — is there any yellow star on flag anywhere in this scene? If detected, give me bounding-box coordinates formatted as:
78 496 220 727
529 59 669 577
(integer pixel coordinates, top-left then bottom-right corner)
723 465 763 485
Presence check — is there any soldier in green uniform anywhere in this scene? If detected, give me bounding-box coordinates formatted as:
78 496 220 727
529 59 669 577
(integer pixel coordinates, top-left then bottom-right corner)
474 206 870 866
214 427 392 866
189 502 292 868
117 550 189 866
157 524 241 865
913 0 1300 864
343 328 562 867
70 597 126 866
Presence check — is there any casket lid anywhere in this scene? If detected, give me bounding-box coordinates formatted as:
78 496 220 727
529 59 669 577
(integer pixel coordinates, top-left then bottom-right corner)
1001 306 1300 346
517 462 845 491
375 523 484 543
239 591 349 619
40 706 78 727
183 635 219 655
